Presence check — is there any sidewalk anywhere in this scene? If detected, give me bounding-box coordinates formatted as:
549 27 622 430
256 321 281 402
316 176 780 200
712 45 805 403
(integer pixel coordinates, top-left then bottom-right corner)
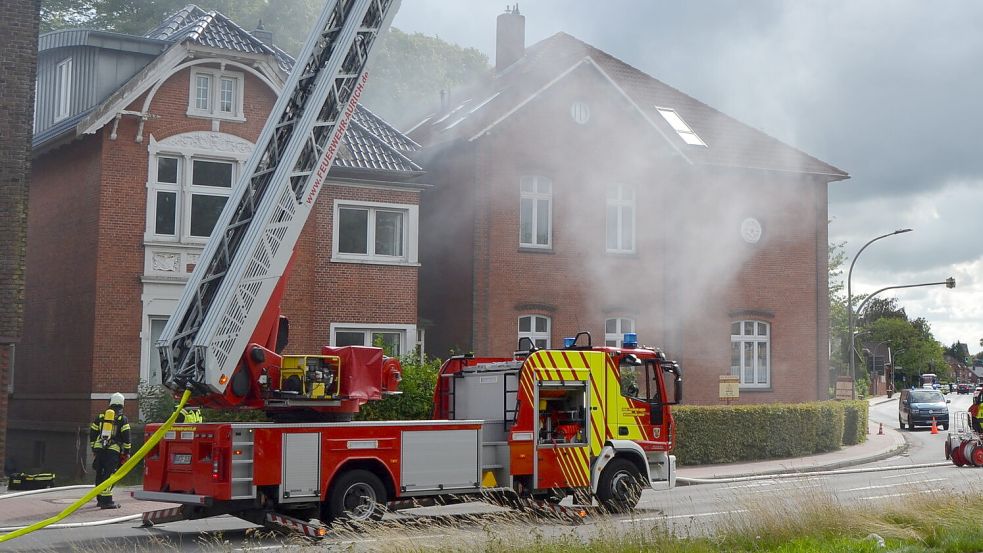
0 485 173 529
677 395 904 480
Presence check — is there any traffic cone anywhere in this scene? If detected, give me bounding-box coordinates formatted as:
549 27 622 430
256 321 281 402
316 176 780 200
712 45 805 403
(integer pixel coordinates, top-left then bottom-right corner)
878 422 884 435
931 417 939 434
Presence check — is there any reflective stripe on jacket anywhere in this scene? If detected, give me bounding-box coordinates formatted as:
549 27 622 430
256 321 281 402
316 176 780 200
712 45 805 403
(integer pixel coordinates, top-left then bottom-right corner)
89 413 132 452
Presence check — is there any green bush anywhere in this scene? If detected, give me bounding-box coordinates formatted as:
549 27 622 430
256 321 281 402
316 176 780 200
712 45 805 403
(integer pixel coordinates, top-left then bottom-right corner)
840 400 868 446
673 400 866 465
355 353 440 421
138 382 269 423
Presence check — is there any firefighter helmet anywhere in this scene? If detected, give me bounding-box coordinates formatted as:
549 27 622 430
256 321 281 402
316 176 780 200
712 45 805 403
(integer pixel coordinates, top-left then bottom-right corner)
109 392 125 408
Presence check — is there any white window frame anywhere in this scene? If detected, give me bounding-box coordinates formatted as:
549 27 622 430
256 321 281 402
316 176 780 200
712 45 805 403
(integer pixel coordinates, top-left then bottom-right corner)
55 58 73 121
518 314 551 349
185 159 236 239
731 320 771 388
604 317 635 347
147 153 241 244
331 200 419 266
329 323 417 357
605 183 636 254
145 316 169 386
188 68 245 121
656 107 707 147
519 176 552 249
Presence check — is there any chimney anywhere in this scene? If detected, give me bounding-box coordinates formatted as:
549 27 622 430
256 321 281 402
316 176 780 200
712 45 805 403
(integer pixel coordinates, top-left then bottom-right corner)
496 4 525 73
252 19 274 47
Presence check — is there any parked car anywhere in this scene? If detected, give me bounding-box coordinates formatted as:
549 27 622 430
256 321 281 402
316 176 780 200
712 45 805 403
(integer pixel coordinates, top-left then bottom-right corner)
898 388 949 430
957 383 973 394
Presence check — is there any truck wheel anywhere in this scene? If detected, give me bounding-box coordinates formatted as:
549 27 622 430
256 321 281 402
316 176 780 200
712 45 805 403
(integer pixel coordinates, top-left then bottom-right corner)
325 469 386 522
595 458 644 513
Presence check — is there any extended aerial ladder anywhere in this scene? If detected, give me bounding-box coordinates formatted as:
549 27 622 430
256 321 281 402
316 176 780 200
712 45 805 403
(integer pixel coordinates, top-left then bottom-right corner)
157 0 402 414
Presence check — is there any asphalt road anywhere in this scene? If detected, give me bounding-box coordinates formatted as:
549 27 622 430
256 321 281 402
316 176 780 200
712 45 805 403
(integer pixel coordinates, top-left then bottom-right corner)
6 393 980 552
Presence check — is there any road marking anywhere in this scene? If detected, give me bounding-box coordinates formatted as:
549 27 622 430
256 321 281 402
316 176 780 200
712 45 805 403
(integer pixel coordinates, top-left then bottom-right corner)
622 509 750 523
844 478 944 492
880 470 928 479
861 489 935 500
744 482 822 494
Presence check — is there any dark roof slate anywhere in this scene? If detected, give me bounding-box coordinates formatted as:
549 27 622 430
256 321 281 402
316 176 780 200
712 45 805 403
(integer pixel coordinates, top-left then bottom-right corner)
411 32 846 179
146 4 292 71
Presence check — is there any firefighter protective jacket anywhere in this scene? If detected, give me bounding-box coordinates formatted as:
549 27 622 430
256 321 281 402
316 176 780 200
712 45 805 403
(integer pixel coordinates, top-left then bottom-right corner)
89 411 132 453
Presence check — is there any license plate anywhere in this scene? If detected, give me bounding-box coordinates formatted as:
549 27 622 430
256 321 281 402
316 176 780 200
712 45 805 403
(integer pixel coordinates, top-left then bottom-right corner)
172 453 192 465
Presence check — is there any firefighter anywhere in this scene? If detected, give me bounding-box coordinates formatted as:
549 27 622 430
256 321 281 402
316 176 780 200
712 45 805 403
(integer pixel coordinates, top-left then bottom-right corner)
177 407 203 423
971 392 983 434
88 393 131 509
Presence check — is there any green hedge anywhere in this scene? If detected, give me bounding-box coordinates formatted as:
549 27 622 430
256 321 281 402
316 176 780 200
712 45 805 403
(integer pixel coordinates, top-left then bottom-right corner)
673 400 867 465
840 400 868 446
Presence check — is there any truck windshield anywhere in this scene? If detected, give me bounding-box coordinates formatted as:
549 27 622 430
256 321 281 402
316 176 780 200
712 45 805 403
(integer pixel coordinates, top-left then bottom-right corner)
909 390 944 403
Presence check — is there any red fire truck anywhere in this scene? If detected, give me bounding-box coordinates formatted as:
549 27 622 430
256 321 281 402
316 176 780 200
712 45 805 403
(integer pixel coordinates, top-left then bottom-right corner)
133 0 683 534
136 333 681 532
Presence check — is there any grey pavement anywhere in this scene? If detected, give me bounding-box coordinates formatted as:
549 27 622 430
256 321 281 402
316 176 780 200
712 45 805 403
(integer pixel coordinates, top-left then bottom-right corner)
0 396 906 532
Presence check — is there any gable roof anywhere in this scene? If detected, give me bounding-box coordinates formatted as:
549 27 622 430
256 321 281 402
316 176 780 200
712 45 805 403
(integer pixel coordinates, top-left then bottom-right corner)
35 4 420 174
410 32 847 180
145 4 293 72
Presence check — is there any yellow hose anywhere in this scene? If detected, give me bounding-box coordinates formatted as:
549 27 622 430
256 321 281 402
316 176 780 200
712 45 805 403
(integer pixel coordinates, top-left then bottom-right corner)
0 389 193 543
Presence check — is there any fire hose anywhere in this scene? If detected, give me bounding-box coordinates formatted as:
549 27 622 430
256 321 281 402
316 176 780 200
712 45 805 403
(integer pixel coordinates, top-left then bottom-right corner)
0 389 192 544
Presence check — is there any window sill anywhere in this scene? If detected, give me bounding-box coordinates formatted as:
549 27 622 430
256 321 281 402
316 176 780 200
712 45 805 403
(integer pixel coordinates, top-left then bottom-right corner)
186 110 246 123
517 247 554 254
330 256 420 267
605 250 638 258
739 386 773 392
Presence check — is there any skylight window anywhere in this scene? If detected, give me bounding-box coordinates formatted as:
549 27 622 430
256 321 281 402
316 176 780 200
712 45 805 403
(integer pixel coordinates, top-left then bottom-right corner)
656 107 706 147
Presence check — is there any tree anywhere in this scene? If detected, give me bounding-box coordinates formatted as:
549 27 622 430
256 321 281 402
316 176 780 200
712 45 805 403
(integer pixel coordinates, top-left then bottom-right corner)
828 241 849 376
40 1 490 128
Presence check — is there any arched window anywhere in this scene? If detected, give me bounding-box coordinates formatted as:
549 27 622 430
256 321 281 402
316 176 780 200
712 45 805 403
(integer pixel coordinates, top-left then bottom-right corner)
604 317 635 347
518 314 551 349
731 320 770 387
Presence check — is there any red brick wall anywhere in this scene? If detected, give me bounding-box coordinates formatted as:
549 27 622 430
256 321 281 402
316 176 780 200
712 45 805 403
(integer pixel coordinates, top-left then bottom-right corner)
419 63 828 404
87 67 278 404
284 184 420 354
0 0 40 479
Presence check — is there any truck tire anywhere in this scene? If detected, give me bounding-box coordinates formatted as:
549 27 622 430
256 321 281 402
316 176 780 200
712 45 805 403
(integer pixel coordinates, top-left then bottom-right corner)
325 469 387 522
595 458 644 513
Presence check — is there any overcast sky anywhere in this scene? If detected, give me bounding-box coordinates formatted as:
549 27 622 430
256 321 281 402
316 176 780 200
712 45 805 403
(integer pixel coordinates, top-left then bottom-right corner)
392 0 982 351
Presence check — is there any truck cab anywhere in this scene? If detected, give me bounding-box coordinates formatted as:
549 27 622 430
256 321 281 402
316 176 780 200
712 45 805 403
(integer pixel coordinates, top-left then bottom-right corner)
434 332 682 510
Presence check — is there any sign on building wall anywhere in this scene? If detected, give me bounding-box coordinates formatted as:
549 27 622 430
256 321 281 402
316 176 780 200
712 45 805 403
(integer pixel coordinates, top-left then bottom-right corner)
719 375 740 402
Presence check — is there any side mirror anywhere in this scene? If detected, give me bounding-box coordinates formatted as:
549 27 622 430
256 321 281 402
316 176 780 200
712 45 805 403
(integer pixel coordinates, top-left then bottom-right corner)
946 399 951 403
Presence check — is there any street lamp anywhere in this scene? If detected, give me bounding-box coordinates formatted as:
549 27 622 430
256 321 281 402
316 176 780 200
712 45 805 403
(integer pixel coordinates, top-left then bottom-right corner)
849 276 956 398
847 229 912 399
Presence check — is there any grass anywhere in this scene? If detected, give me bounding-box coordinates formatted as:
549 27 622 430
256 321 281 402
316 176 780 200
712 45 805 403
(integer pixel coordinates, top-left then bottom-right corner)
55 485 983 553
325 488 983 553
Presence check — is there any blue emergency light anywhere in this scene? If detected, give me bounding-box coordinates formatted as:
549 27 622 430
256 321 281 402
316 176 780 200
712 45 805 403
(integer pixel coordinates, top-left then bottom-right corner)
563 337 576 348
623 333 638 348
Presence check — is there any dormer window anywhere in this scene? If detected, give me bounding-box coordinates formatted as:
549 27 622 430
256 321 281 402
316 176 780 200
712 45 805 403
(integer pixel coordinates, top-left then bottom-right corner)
188 68 244 121
656 107 706 147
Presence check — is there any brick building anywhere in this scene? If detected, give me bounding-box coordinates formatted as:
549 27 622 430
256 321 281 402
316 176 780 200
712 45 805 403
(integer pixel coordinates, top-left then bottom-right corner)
413 9 848 404
0 0 40 475
10 6 424 476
